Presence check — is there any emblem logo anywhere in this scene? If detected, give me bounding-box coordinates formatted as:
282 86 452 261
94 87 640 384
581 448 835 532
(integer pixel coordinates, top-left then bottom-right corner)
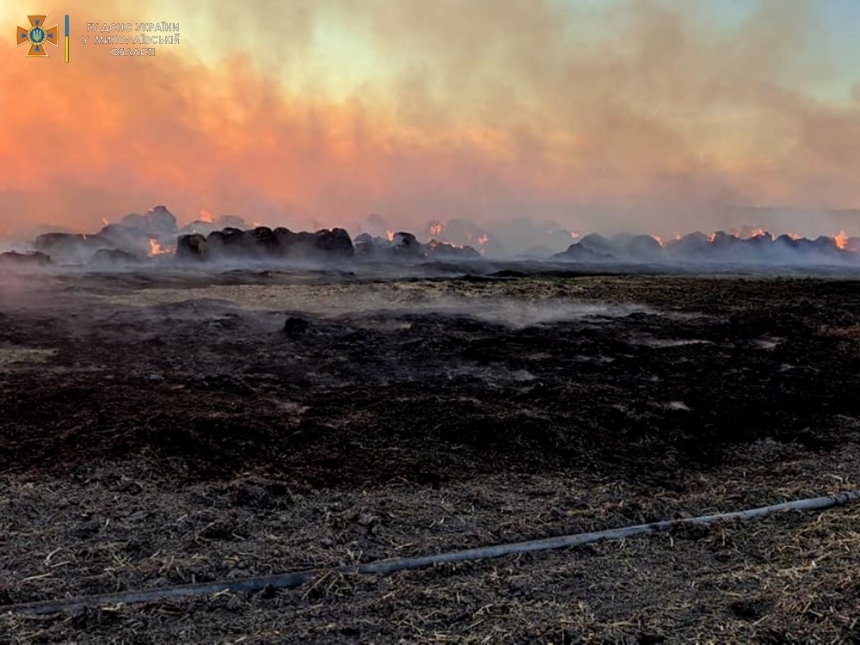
16 15 59 57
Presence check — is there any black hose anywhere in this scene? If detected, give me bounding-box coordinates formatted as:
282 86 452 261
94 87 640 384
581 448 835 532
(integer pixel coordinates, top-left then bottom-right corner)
4 489 858 616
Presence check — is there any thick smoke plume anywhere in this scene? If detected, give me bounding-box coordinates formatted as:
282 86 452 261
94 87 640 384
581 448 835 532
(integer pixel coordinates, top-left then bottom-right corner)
1 0 859 239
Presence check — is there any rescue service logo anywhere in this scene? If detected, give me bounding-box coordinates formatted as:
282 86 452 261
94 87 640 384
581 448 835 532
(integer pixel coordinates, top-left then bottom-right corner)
16 15 59 57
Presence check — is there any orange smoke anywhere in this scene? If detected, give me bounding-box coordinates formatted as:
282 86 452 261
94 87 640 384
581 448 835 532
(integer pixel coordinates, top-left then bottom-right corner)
2 0 860 238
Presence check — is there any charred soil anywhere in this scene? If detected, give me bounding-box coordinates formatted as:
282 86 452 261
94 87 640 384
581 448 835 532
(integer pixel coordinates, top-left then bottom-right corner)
2 272 860 642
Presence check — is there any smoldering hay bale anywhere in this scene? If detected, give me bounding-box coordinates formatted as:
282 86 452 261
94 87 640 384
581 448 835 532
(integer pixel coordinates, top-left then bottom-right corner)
0 251 52 267
176 233 208 260
177 226 355 262
556 231 855 265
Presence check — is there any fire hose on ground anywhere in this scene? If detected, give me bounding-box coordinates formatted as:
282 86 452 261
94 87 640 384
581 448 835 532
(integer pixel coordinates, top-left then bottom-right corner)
3 488 859 616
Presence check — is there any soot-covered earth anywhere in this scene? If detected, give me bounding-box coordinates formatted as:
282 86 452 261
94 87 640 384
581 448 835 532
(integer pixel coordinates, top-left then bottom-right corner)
2 268 860 643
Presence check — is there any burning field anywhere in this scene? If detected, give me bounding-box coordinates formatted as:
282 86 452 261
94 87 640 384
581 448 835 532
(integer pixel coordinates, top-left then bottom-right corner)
1 263 860 643
6 0 860 636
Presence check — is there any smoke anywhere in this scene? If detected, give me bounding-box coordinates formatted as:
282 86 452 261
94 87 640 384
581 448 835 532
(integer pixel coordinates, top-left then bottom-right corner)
93 280 662 329
1 0 859 238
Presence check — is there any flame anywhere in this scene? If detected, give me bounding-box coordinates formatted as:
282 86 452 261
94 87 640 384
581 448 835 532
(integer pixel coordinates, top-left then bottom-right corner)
728 226 766 239
199 209 214 224
707 232 717 243
569 230 580 239
148 238 173 256
787 231 802 240
834 230 848 250
101 217 109 226
386 230 395 242
428 221 445 237
734 227 765 239
252 221 262 227
477 233 489 246
651 234 664 247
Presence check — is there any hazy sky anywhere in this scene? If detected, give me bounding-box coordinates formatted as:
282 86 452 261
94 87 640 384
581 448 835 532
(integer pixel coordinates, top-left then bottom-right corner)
1 0 859 236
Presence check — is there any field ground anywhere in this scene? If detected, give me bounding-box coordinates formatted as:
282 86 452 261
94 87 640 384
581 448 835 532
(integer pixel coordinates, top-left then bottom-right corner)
2 269 860 642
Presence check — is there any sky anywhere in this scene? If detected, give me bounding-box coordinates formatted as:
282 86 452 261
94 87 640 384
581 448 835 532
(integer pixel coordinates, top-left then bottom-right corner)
1 0 860 237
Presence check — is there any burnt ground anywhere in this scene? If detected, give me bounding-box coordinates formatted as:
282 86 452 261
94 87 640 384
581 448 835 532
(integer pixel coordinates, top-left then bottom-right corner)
2 270 860 642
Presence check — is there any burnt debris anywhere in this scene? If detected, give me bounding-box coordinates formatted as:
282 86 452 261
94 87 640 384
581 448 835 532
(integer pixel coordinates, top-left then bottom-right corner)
282 316 310 335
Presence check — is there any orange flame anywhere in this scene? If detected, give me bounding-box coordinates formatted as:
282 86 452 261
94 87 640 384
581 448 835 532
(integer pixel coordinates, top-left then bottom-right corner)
569 230 580 239
199 209 214 224
707 232 717 242
729 227 766 239
428 222 445 237
787 231 802 240
386 230 395 242
101 217 109 226
148 238 173 256
651 234 664 247
834 230 848 250
477 233 489 246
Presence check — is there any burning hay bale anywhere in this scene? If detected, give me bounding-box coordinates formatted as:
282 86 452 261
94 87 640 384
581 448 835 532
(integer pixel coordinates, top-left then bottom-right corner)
120 205 178 236
556 230 857 265
353 231 480 260
34 230 154 264
425 240 481 259
617 234 664 260
178 214 247 236
34 212 177 263
96 223 154 251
